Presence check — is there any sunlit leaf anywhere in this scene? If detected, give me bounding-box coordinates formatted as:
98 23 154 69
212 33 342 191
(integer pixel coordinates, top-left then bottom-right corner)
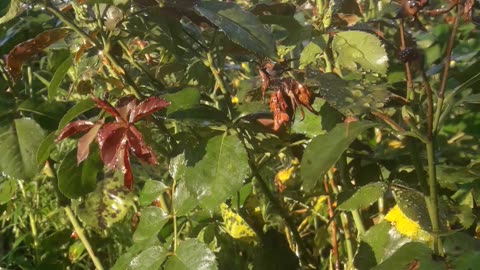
129 96 170 122
163 88 201 115
6 28 70 82
58 99 96 129
97 122 128 169
338 182 388 210
164 239 218 270
301 121 377 190
195 1 277 59
36 131 56 167
139 180 168 207
332 31 388 75
48 55 72 100
127 246 168 270
133 207 169 243
55 120 95 142
372 242 447 270
185 134 249 211
0 0 23 25
0 178 17 204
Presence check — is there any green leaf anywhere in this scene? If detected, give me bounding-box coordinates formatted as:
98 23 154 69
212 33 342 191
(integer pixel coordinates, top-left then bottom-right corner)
0 118 46 179
0 0 22 25
58 99 96 130
139 180 169 207
164 239 218 270
133 206 169 243
57 148 102 199
437 165 480 190
290 99 341 137
299 35 328 69
126 245 168 270
372 242 447 270
0 178 17 204
332 31 388 75
36 131 56 167
354 221 409 269
170 153 198 216
301 121 377 190
163 88 201 115
48 55 72 100
195 2 276 59
338 182 387 210
184 134 249 211
463 93 480 103
112 238 161 270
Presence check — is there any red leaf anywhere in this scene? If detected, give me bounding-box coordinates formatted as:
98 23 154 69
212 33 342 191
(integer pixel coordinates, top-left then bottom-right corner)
116 96 138 121
55 120 95 142
97 122 128 169
126 125 158 165
77 122 103 164
123 146 133 190
6 28 70 82
129 97 170 123
92 97 123 121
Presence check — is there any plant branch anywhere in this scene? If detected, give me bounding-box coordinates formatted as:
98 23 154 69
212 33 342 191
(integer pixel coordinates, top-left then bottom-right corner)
65 206 104 270
426 141 442 254
205 51 233 117
248 160 314 267
434 5 462 132
324 178 339 270
399 19 414 101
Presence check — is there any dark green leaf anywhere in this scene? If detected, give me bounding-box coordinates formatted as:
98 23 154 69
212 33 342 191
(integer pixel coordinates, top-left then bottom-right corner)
354 221 407 269
195 2 276 59
57 148 102 199
133 206 169 243
126 245 168 270
48 55 72 100
36 131 56 167
392 186 433 232
301 121 377 190
139 180 169 207
184 134 249 211
163 88 201 115
164 239 218 270
0 118 46 179
372 242 446 270
58 99 96 130
112 238 161 270
290 99 341 137
0 178 17 204
332 31 388 75
437 165 480 190
338 182 387 210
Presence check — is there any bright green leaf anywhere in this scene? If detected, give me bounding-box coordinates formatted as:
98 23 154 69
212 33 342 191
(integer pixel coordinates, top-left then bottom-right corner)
163 88 201 115
290 99 341 137
0 178 17 204
164 239 218 270
184 134 249 211
338 182 387 210
195 2 276 59
0 118 46 179
48 55 72 100
332 31 388 75
373 242 446 270
170 153 198 216
36 131 56 167
112 238 161 270
58 99 96 130
133 206 169 243
299 35 328 69
0 0 23 25
301 121 377 190
139 180 169 207
127 246 168 270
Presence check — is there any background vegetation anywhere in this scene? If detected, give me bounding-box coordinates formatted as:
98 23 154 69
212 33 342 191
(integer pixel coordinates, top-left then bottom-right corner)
1 0 480 269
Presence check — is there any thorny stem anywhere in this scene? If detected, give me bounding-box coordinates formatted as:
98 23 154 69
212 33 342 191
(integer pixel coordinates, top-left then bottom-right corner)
248 161 314 267
434 6 462 132
324 179 339 270
65 206 104 270
399 19 414 101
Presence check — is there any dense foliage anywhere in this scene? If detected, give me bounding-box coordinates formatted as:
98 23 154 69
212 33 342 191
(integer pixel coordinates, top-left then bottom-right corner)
1 0 480 269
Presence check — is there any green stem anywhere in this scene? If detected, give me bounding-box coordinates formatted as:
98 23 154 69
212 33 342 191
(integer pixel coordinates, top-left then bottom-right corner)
65 206 104 270
248 161 313 266
425 141 442 254
351 210 365 235
205 51 233 117
171 177 178 253
340 213 354 269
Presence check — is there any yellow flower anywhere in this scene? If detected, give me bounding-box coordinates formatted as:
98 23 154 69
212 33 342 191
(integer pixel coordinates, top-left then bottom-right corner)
231 96 239 105
385 205 433 242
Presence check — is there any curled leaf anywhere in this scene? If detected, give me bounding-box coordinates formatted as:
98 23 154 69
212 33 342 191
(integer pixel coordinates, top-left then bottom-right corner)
55 120 95 142
6 28 70 82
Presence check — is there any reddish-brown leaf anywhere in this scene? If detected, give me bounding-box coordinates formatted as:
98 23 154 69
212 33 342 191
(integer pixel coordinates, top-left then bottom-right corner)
77 122 103 164
55 120 95 142
126 126 158 165
116 96 138 121
129 96 170 123
123 146 133 190
92 97 123 121
6 28 70 82
97 122 128 169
